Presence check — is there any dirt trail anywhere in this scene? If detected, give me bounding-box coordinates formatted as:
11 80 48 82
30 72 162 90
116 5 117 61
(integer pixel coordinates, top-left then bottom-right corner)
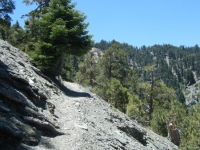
25 80 177 150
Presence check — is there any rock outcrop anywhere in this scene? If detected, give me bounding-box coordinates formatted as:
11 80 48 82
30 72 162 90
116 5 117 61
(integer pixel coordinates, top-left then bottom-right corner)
185 81 200 107
0 40 178 150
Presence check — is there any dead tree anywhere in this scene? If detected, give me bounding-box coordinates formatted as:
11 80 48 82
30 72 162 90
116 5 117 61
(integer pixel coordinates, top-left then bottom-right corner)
167 121 180 146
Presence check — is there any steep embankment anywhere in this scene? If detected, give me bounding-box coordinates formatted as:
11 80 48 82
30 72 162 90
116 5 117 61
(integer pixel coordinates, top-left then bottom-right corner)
0 40 177 150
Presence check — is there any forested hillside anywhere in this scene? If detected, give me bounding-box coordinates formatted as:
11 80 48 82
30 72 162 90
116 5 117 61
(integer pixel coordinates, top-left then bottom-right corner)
95 40 200 105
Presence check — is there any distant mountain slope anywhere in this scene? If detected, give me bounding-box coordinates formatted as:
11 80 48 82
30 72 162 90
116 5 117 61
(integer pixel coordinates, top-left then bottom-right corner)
95 40 200 105
0 40 177 149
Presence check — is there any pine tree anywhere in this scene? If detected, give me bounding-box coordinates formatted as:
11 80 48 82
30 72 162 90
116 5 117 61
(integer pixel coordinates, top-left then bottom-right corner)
32 0 93 75
98 43 128 82
92 43 128 100
106 78 129 113
143 64 156 122
124 69 141 95
150 87 185 136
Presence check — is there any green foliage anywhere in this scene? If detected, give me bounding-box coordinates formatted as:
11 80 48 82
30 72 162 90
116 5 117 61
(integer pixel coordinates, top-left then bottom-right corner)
0 21 27 50
61 55 81 81
91 43 129 100
126 93 145 122
185 69 195 85
7 21 25 49
124 69 141 95
0 24 8 40
0 0 15 26
138 79 176 124
92 74 109 100
75 54 97 86
31 0 92 74
153 81 176 101
106 78 129 113
151 99 186 136
180 103 200 149
97 43 128 82
95 41 200 105
75 43 131 111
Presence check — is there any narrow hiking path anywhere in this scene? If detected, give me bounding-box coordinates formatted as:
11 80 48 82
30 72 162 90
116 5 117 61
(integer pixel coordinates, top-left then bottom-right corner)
26 81 177 150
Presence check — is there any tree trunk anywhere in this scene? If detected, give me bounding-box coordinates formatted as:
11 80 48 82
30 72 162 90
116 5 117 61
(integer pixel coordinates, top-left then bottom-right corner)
90 53 94 87
108 56 112 80
58 52 66 74
89 71 94 87
149 69 154 122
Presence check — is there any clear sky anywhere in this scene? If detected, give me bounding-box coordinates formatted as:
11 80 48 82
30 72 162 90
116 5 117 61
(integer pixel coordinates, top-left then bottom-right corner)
10 0 200 47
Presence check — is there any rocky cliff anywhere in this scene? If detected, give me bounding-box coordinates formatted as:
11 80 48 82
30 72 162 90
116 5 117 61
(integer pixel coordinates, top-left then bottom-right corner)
0 40 178 150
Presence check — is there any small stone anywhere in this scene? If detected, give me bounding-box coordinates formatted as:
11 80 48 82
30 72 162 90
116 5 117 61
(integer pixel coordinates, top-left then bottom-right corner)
90 121 95 127
75 102 80 107
75 123 88 131
96 136 103 141
114 135 128 145
28 78 34 86
31 77 36 82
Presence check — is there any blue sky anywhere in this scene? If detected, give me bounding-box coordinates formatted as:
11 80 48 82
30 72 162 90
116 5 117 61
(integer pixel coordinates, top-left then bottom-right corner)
11 0 200 47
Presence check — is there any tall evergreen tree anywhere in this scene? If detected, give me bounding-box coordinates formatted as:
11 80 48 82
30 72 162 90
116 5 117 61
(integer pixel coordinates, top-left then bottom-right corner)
98 43 128 82
93 43 128 100
32 0 93 75
143 65 156 122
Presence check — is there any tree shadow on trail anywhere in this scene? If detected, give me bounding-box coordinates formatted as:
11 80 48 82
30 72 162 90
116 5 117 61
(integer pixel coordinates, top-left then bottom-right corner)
45 74 91 98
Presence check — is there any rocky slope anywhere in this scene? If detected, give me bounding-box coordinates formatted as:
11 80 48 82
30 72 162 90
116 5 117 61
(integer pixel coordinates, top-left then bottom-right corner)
0 40 178 150
185 81 200 107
